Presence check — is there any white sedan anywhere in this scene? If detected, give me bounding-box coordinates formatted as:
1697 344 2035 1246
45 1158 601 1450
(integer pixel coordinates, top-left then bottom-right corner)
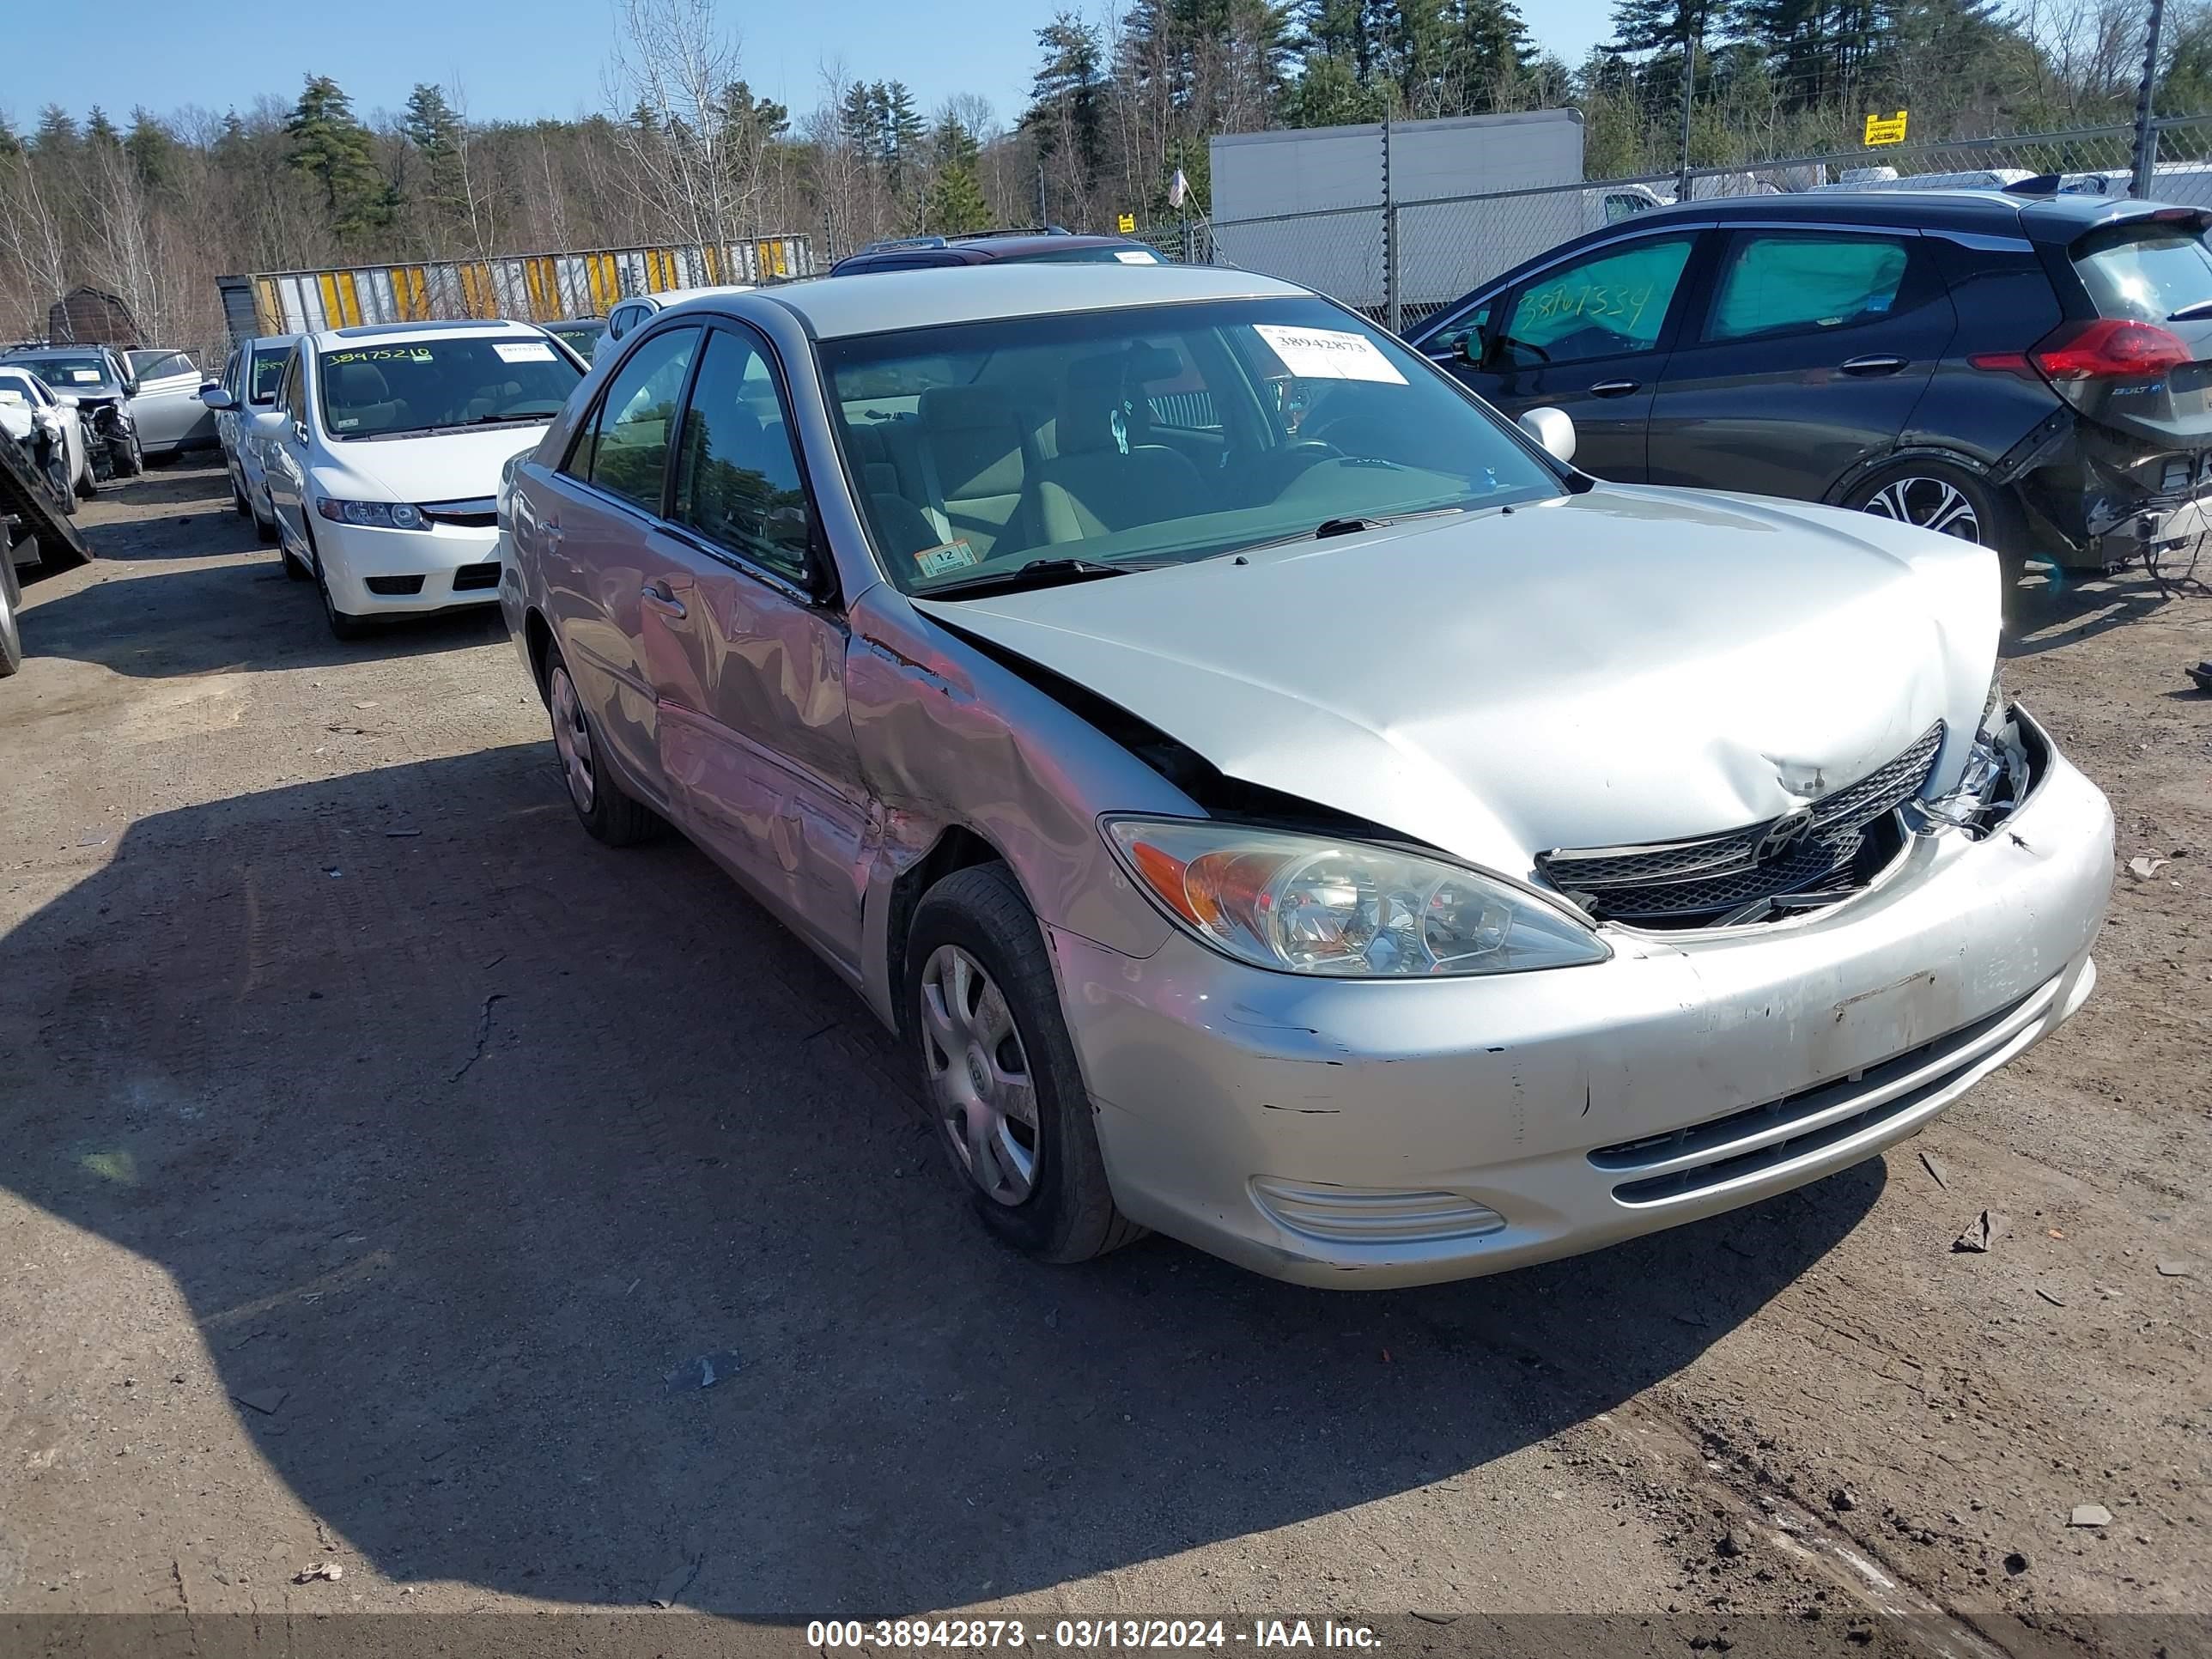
239 319 586 639
0 365 92 506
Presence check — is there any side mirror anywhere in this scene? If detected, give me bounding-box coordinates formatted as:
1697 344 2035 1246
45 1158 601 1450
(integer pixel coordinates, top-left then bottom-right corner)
200 384 235 410
55 392 80 410
1517 405 1577 465
1455 332 1484 366
249 409 290 440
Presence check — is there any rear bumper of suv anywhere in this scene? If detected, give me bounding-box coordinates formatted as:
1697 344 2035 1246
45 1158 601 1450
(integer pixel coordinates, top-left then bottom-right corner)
2015 416 2212 569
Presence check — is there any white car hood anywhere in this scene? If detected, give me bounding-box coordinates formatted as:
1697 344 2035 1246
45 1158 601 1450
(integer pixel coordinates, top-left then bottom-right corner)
318 425 552 504
913 485 2001 876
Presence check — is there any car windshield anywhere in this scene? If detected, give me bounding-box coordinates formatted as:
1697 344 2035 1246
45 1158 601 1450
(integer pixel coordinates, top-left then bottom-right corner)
247 348 290 404
20 356 112 391
1011 246 1164 265
316 335 584 440
822 295 1564 596
2072 223 2212 320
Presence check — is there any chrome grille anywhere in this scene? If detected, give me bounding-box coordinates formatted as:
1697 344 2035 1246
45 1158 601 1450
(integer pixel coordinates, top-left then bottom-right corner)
1538 724 1945 929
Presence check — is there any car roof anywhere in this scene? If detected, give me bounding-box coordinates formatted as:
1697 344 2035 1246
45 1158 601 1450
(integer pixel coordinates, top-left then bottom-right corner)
307 318 546 349
1640 186 2205 240
632 285 755 307
747 262 1304 340
246 333 301 349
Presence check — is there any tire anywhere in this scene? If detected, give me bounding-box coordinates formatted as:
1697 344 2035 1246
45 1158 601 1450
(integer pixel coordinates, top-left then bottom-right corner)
545 647 659 846
230 465 251 518
1841 459 2025 621
904 862 1142 1265
111 428 143 478
74 459 98 500
255 493 281 547
308 533 370 641
0 544 23 678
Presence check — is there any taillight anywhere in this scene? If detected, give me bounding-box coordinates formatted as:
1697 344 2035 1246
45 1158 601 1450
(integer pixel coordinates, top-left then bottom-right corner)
2030 318 2192 381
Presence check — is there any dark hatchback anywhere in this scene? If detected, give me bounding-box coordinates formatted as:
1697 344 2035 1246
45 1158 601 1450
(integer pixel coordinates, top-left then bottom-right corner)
830 228 1166 276
1409 190 2212 593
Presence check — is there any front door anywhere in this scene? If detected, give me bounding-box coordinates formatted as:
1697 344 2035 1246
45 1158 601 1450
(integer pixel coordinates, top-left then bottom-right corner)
1645 228 1957 500
535 322 705 808
638 322 869 972
264 346 311 550
1444 230 1705 482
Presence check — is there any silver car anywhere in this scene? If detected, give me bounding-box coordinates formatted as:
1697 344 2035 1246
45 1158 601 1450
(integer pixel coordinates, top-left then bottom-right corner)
498 265 2113 1288
202 334 299 539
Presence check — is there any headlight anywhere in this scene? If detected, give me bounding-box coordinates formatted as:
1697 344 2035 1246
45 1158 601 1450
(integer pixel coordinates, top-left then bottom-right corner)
1922 668 2017 831
1105 817 1609 978
315 497 428 531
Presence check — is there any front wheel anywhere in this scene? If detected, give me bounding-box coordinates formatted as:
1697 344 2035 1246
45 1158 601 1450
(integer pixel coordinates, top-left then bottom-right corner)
546 650 659 845
110 428 143 478
906 863 1141 1264
309 536 370 641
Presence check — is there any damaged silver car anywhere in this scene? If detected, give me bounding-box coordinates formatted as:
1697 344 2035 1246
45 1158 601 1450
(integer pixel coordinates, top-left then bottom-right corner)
497 264 2113 1288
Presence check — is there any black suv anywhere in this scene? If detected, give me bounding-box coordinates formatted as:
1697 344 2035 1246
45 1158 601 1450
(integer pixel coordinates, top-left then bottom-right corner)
1410 190 2212 595
830 227 1165 276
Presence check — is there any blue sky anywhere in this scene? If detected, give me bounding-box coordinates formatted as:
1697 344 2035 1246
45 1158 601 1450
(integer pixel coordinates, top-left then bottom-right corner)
1 0 1619 135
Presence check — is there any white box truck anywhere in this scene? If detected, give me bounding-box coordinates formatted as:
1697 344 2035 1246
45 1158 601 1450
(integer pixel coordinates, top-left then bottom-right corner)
1209 111 1663 320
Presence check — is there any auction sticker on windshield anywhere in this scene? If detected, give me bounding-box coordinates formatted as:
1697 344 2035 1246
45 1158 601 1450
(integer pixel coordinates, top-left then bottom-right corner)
495 342 557 363
914 539 979 578
1252 325 1407 385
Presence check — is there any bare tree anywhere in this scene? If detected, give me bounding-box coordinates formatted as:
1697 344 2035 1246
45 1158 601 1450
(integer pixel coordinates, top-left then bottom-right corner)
606 0 747 251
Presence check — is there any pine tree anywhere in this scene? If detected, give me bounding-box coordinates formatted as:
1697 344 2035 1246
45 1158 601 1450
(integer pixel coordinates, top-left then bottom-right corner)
1024 13 1108 195
84 107 122 148
124 109 178 189
287 75 390 239
403 83 468 228
927 115 991 232
33 106 79 153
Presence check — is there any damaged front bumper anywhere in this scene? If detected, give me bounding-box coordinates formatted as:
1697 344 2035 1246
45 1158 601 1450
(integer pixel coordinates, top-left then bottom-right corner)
1051 706 2112 1288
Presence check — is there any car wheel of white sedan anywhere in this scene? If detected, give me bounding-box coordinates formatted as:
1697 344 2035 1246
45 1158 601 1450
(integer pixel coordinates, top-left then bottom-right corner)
906 863 1142 1263
307 533 370 643
546 649 659 846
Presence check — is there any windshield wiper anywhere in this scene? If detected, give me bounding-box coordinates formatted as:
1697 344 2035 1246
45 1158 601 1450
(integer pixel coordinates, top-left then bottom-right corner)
921 557 1135 599
1234 501 1485 557
2170 298 2212 321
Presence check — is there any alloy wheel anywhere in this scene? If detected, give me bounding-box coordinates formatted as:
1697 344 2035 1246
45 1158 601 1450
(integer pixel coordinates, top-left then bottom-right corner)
918 944 1040 1206
1861 477 1982 542
550 666 596 813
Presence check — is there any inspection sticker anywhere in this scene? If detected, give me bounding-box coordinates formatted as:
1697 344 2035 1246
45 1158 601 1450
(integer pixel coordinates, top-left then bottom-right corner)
494 341 557 363
914 539 979 578
1252 324 1407 385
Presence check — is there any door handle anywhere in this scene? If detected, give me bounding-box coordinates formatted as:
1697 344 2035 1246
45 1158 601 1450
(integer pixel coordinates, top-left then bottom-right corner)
540 517 562 548
1586 380 1641 398
640 582 687 620
1839 355 1908 376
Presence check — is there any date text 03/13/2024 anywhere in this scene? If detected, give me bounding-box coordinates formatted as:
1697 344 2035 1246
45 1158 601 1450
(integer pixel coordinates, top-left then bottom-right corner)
804 1620 1382 1649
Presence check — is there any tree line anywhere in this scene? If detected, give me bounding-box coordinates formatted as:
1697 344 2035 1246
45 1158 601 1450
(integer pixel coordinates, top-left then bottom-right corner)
0 0 2203 357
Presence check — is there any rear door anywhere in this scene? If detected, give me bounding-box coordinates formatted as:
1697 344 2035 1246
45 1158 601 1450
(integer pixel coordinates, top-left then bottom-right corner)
1441 229 1705 481
532 322 704 807
640 322 867 969
1646 226 1955 500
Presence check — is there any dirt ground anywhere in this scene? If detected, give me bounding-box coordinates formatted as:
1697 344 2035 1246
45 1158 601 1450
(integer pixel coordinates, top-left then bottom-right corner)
0 462 2206 1650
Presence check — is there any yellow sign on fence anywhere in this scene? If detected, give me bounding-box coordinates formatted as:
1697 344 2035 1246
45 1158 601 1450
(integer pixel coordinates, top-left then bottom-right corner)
1116 212 1136 234
1863 110 1909 147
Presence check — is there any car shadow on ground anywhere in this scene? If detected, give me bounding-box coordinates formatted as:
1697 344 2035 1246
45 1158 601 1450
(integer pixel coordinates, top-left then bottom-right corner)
2003 568 2190 660
0 744 1885 1614
95 460 232 510
20 554 507 678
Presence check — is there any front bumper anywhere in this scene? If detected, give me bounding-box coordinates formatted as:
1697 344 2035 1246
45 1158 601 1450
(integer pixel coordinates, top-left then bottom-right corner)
316 518 503 615
1052 708 2113 1288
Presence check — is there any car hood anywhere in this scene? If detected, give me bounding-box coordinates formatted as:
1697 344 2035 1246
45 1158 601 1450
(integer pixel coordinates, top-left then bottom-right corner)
316 425 554 504
912 486 2001 877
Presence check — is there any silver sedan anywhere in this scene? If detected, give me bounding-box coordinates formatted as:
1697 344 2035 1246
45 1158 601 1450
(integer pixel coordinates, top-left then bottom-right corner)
497 264 2112 1288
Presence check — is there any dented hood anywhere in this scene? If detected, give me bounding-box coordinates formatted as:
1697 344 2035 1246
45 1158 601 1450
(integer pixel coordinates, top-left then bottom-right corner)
912 486 2000 878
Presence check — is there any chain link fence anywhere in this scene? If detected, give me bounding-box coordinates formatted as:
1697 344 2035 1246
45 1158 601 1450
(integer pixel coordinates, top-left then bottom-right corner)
1149 113 2212 332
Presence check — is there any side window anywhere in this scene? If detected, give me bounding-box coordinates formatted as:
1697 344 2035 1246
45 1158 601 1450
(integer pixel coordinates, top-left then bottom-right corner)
672 328 817 584
1498 234 1697 368
222 350 240 397
1604 192 1656 223
1425 298 1494 363
1705 232 1911 343
1140 335 1222 431
276 349 301 416
574 325 699 512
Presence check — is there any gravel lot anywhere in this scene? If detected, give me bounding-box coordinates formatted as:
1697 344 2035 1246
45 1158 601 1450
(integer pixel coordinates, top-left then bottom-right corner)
1 463 2206 1646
